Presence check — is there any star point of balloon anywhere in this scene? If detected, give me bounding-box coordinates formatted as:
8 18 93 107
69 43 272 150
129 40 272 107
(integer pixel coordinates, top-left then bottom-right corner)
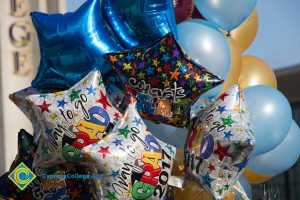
27 70 122 167
82 101 177 199
31 0 123 89
105 33 223 128
185 84 254 199
102 0 178 49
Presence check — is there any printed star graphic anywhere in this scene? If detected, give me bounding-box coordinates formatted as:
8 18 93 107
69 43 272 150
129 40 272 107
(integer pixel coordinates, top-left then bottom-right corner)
114 112 121 120
216 188 223 196
132 117 142 126
233 141 246 151
208 164 216 172
234 157 249 172
123 63 132 72
104 190 117 200
70 90 80 102
170 69 180 81
223 131 233 140
86 85 96 95
221 115 236 126
166 144 175 154
109 55 118 63
213 141 231 161
38 100 51 113
96 90 111 109
110 169 120 178
149 77 160 87
98 146 111 159
118 125 130 138
216 105 227 114
223 184 229 191
218 92 229 101
112 139 123 147
201 172 215 188
57 99 67 108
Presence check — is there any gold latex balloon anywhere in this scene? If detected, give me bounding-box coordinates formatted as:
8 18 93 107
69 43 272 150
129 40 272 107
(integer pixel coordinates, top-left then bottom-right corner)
230 10 258 52
173 180 213 200
238 55 277 89
244 168 274 184
172 148 185 177
218 37 242 96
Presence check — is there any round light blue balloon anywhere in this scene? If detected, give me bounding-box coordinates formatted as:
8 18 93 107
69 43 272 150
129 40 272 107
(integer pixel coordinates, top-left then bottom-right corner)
195 0 257 31
177 19 230 99
247 120 300 175
244 85 292 156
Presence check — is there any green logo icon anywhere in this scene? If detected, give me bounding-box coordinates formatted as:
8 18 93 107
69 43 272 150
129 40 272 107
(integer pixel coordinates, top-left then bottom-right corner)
8 162 36 190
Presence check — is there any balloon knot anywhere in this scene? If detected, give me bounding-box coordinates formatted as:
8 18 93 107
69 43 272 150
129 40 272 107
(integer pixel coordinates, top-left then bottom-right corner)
226 31 231 37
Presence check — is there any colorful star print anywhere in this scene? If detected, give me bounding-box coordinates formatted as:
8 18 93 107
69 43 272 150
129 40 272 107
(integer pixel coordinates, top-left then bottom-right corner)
185 84 254 199
118 125 130 138
27 70 122 166
98 146 111 159
105 33 223 128
82 102 176 200
38 100 51 113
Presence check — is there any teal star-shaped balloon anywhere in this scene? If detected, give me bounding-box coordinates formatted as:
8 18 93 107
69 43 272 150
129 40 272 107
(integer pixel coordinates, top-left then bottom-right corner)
30 0 123 90
221 115 236 126
201 172 215 188
118 125 130 138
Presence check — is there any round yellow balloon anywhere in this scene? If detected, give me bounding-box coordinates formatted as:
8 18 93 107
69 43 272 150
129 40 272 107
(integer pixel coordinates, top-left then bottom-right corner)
244 168 274 184
230 9 258 52
238 55 277 89
219 37 242 96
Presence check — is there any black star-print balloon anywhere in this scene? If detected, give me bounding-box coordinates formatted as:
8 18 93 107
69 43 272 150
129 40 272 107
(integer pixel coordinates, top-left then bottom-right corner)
105 33 223 128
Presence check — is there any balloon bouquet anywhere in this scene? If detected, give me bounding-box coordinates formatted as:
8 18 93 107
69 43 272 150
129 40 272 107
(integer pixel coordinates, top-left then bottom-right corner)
1 0 300 199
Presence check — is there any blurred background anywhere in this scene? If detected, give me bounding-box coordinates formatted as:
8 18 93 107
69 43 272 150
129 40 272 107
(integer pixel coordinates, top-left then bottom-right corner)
0 0 299 199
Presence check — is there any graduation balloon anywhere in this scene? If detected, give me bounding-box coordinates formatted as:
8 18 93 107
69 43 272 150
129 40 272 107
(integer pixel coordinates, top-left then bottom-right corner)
103 0 178 49
27 70 122 167
10 87 48 143
82 101 176 199
0 129 97 200
185 84 254 199
31 0 123 90
105 33 223 128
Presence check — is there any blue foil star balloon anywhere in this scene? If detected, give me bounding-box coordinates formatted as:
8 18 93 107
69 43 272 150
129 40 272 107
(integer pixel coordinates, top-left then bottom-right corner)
103 0 178 49
31 0 123 90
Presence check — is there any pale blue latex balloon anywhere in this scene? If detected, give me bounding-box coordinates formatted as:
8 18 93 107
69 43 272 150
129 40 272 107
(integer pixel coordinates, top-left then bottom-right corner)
244 85 292 156
195 0 257 31
247 120 300 175
144 120 188 148
103 0 178 49
177 19 230 99
237 174 252 200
